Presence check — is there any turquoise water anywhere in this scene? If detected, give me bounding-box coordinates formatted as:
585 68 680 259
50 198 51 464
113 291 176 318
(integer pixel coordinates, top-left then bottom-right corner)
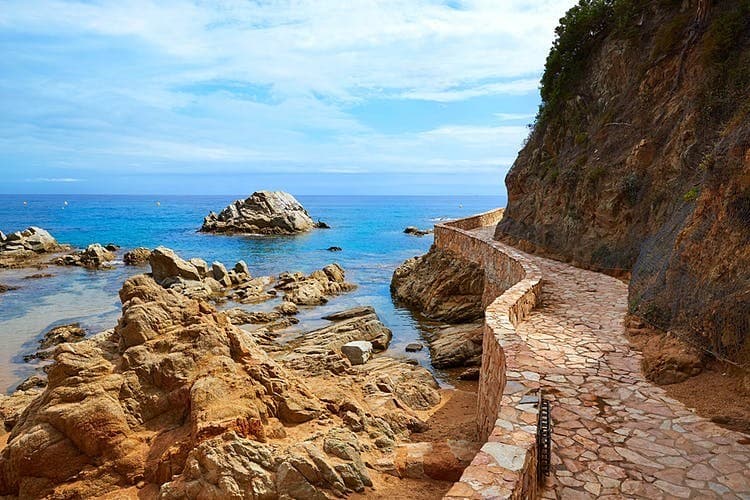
0 195 503 392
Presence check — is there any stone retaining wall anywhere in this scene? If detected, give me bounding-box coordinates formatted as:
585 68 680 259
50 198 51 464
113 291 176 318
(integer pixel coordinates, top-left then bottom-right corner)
436 208 544 500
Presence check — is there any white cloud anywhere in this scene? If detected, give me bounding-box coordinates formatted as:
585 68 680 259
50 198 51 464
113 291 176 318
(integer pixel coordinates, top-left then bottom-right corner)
0 0 571 101
25 177 82 183
0 0 577 184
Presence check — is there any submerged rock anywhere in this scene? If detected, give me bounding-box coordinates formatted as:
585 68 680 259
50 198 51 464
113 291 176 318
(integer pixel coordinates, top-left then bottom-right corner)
201 191 315 235
404 226 433 236
405 343 423 352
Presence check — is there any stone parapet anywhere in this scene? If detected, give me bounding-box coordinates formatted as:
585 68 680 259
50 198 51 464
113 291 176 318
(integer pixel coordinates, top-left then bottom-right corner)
435 209 544 500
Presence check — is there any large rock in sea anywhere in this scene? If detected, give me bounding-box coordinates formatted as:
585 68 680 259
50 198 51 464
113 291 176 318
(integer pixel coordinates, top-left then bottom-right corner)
201 191 315 235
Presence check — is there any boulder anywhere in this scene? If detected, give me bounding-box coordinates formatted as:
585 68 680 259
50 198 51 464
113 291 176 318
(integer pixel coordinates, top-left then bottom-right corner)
189 258 210 278
149 247 201 284
22 227 59 252
277 264 355 306
405 343 423 352
0 227 62 265
123 247 151 266
234 260 250 276
78 243 115 268
276 301 299 316
327 246 342 252
341 341 373 365
428 323 484 368
201 191 315 235
404 226 433 236
392 246 485 322
211 261 231 286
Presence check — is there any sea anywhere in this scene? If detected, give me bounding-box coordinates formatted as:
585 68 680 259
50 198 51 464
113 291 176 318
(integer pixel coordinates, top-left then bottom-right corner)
0 194 503 393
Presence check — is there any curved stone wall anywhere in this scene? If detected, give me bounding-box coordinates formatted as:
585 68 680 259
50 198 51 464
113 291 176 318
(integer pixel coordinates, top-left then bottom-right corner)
435 209 544 499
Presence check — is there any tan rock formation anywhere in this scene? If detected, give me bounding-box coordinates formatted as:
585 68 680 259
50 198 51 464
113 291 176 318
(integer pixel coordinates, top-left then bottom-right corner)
391 246 484 323
275 263 356 305
0 274 443 498
201 191 315 235
0 274 320 498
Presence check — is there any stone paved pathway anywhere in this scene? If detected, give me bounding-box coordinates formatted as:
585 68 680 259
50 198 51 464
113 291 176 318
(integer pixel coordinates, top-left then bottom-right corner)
471 226 750 499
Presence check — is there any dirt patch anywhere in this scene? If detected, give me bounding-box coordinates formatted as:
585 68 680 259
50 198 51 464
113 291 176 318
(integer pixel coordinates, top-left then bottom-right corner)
352 380 479 499
664 361 750 436
626 315 750 436
352 475 453 500
411 381 479 443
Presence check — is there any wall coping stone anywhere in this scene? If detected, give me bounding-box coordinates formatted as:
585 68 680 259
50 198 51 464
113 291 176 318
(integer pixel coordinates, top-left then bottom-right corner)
435 208 545 500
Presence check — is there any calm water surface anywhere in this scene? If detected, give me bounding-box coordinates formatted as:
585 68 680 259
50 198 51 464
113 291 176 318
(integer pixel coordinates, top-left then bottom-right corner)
0 195 503 392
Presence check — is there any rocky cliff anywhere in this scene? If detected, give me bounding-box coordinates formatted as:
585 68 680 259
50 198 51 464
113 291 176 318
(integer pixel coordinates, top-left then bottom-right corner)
498 0 750 365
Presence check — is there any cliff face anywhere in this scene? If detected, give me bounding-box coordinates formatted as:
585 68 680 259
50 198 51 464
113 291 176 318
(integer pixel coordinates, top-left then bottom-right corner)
498 0 750 363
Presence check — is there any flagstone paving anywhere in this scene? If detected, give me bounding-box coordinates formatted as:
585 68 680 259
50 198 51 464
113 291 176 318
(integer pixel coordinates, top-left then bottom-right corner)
470 226 750 499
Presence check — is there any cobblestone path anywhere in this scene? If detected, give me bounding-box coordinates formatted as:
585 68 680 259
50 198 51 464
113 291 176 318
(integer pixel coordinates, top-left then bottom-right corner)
471 226 750 499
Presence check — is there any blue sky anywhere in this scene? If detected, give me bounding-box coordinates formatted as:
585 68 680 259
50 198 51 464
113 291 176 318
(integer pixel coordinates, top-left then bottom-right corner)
0 0 575 195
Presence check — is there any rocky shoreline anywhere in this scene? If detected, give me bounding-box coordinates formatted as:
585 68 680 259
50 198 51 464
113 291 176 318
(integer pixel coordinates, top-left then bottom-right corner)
0 228 482 498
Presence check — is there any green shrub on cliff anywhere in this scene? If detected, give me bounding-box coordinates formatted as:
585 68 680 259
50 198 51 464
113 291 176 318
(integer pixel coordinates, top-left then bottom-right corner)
539 0 614 121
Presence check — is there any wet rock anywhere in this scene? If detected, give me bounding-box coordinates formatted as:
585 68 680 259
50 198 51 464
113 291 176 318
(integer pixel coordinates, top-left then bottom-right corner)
15 375 47 392
276 301 299 316
52 243 115 269
201 191 315 235
24 323 87 362
23 273 53 280
123 247 151 266
79 243 116 268
404 226 433 236
104 244 119 252
341 341 373 366
0 284 17 294
458 367 480 380
327 246 342 252
405 343 423 352
314 220 331 229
